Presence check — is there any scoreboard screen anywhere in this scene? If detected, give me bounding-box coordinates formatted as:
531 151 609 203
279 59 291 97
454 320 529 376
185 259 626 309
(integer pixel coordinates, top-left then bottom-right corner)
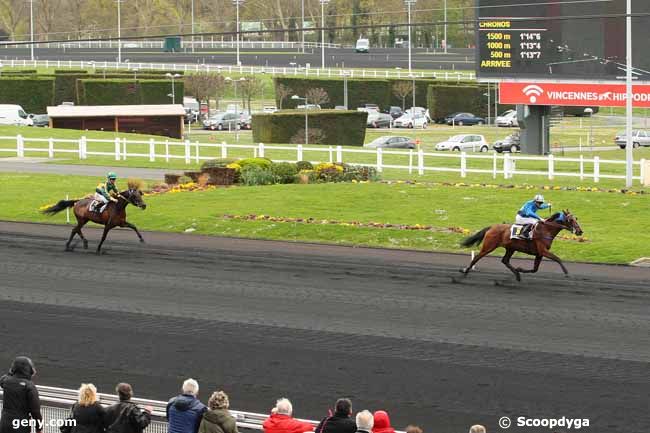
476 0 650 82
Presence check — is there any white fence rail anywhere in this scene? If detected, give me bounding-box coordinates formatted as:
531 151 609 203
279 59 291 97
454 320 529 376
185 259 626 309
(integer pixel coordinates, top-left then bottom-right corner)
1 40 343 50
0 59 475 81
0 135 643 184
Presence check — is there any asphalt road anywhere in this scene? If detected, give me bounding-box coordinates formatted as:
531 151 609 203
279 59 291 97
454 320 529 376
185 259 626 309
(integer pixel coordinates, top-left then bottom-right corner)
1 47 475 71
1 221 649 433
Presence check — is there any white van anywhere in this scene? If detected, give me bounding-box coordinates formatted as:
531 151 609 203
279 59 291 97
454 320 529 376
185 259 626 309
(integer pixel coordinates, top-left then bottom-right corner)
0 104 33 126
355 38 370 53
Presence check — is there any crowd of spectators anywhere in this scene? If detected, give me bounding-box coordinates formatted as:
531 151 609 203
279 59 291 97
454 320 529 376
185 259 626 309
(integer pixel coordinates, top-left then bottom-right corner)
0 357 487 433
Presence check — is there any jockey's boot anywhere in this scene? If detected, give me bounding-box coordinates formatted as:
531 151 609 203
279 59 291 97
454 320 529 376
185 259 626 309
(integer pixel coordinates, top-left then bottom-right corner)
521 224 532 240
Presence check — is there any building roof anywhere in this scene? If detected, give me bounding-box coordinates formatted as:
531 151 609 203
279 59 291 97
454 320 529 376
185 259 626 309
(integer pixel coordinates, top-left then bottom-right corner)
47 104 186 118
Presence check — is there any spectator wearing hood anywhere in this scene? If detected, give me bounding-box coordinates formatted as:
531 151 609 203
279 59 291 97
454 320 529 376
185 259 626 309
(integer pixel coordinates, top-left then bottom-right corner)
103 383 152 433
262 398 314 433
198 391 237 433
354 411 373 433
167 379 207 433
66 384 106 433
315 399 355 433
371 411 395 433
0 356 42 433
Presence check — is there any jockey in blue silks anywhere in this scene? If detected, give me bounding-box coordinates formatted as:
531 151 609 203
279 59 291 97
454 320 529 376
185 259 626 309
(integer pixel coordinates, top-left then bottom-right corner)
515 194 551 239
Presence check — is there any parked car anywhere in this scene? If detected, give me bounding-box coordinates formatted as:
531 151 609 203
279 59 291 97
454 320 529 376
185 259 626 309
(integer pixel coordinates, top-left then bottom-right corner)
493 132 521 153
615 130 650 148
366 112 393 128
435 134 490 152
203 112 240 130
445 112 486 126
263 105 278 113
365 136 416 149
0 104 33 126
496 109 518 127
239 113 252 130
386 106 404 119
355 38 370 53
296 104 321 110
29 114 49 127
357 104 380 113
393 112 428 129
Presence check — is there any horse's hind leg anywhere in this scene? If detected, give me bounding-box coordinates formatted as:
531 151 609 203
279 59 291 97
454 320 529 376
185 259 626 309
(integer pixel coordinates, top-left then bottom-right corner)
76 219 89 249
96 226 111 255
501 248 521 281
462 239 499 276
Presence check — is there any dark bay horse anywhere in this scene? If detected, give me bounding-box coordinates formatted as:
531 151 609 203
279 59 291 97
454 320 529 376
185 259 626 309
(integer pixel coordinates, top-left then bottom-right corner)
42 180 147 254
460 210 583 281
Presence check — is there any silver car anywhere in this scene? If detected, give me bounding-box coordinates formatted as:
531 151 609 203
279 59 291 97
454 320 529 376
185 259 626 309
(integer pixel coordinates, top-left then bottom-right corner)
615 130 650 149
435 134 489 152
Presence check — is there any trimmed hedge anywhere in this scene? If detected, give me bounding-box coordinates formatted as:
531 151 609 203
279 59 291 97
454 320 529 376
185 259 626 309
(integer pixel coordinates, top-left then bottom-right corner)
274 77 436 110
0 77 55 113
252 110 367 146
0 70 37 76
426 84 513 121
77 79 184 105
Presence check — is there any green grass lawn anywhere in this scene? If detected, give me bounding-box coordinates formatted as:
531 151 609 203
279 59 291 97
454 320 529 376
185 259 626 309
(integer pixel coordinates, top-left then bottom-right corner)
1 172 647 264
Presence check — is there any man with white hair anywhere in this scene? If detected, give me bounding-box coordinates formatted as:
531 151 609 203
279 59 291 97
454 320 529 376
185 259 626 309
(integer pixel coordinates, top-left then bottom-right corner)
263 398 314 433
354 411 374 433
167 378 207 433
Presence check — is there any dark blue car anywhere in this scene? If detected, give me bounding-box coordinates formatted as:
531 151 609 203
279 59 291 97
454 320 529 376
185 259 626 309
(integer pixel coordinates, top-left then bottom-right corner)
445 112 486 126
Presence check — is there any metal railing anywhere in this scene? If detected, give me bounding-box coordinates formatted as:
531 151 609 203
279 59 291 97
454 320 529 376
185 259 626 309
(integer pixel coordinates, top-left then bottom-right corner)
0 134 644 184
1 385 320 433
1 40 342 50
0 59 475 81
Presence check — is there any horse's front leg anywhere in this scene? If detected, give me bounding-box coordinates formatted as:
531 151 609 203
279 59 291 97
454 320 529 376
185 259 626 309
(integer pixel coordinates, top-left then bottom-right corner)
501 248 521 281
539 247 569 275
122 221 144 243
517 255 543 274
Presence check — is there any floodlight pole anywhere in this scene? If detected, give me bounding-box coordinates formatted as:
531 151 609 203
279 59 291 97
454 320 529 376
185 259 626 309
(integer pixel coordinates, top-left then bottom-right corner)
301 0 305 53
233 0 244 66
29 0 35 61
443 0 447 54
116 0 122 63
191 0 195 53
625 0 633 187
405 0 416 74
320 0 330 69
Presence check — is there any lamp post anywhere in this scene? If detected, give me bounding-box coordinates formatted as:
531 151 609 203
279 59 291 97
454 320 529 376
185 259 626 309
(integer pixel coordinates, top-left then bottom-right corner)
625 0 633 187
320 0 330 69
116 0 123 63
191 0 195 53
166 73 181 104
292 95 309 145
28 0 35 61
233 0 245 66
443 0 447 54
225 76 247 110
584 107 594 150
404 0 416 75
301 0 305 54
342 70 350 109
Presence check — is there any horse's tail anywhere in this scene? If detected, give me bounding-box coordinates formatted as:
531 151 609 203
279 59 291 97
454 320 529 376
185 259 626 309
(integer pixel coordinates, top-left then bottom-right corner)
41 199 78 216
460 226 491 247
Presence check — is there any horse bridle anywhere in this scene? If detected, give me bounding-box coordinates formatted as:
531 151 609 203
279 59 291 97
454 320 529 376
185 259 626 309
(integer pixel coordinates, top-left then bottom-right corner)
118 190 138 206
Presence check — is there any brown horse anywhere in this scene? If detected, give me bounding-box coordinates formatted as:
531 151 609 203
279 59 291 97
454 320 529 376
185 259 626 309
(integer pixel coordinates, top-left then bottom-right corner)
460 210 583 281
42 180 147 254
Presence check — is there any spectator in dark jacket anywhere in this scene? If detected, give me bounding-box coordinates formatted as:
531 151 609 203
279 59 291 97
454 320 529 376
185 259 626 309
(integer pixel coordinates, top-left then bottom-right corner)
0 356 42 433
103 383 152 433
68 384 106 433
167 379 207 433
198 391 238 433
371 412 395 433
315 399 355 433
263 398 314 433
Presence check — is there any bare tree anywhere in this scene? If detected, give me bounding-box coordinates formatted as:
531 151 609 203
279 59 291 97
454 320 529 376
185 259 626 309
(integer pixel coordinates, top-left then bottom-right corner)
239 76 265 111
275 83 292 109
392 81 413 110
306 87 329 107
184 72 225 110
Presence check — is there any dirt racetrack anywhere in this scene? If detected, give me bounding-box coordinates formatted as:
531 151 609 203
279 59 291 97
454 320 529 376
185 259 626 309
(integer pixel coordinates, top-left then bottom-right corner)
1 221 648 433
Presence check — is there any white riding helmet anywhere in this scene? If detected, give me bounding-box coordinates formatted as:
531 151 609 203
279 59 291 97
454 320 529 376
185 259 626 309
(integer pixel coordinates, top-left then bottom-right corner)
534 194 545 203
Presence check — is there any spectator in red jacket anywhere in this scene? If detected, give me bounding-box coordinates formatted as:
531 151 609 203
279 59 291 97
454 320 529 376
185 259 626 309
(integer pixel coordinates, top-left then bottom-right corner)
371 411 395 433
263 398 314 433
